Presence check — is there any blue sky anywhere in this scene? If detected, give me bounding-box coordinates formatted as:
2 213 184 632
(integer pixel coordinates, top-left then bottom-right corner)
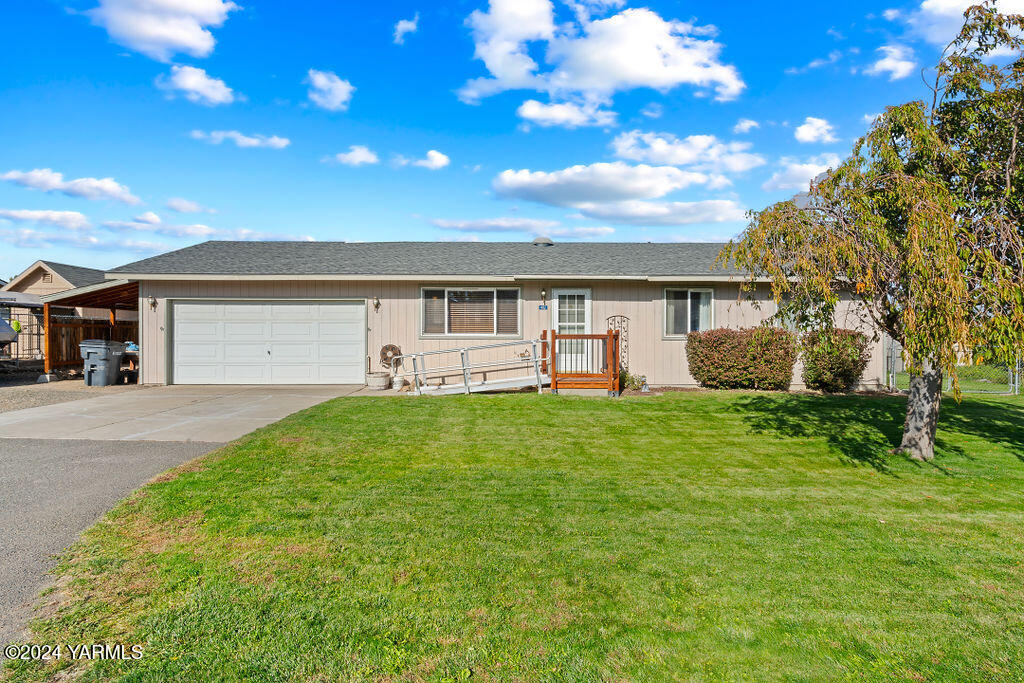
0 0 1007 276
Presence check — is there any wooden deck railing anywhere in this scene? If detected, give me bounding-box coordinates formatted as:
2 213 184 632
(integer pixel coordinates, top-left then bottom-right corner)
541 329 621 394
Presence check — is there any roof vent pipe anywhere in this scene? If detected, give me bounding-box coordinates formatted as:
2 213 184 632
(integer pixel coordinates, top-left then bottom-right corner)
532 236 554 246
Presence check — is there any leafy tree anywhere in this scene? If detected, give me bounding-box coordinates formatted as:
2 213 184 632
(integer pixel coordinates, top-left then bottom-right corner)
721 2 1023 461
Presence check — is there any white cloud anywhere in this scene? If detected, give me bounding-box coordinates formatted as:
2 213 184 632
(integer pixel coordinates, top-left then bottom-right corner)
794 116 838 144
882 8 902 20
572 199 746 225
906 0 1024 48
733 118 759 134
565 0 625 23
458 2 744 106
104 218 313 241
433 218 615 240
394 13 419 44
493 161 710 206
545 9 745 102
411 150 450 170
165 197 215 213
460 0 557 102
306 69 355 111
762 154 842 192
329 145 380 166
1 168 140 204
86 0 239 62
0 227 99 250
133 211 161 224
862 112 882 125
611 130 765 173
0 209 92 230
156 65 235 105
105 219 215 237
785 49 842 75
516 99 616 128
190 130 290 149
865 44 917 80
641 102 663 118
547 226 615 237
432 217 561 232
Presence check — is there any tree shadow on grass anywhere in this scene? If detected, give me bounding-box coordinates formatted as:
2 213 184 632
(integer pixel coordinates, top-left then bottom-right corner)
729 393 1024 474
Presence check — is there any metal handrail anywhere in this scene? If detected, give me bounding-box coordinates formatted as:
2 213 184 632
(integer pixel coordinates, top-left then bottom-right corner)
392 338 546 395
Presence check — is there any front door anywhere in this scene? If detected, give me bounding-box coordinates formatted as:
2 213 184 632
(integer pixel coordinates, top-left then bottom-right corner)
551 288 591 372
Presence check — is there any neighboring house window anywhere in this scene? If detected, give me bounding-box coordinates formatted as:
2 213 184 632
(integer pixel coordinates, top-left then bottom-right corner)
421 287 520 336
665 288 713 336
41 273 52 283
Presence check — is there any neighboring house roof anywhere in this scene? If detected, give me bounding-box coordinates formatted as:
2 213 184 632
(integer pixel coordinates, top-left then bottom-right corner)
109 241 743 279
0 291 44 309
43 261 106 288
1 260 106 292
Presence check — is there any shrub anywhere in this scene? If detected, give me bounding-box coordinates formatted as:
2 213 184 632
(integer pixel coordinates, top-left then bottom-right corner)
800 328 870 392
686 327 797 391
619 367 646 391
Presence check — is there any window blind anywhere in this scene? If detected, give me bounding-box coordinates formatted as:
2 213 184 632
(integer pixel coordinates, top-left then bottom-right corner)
447 290 494 334
496 289 518 334
421 288 520 335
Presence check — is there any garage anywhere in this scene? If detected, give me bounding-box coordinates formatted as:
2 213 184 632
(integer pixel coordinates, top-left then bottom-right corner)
171 300 366 385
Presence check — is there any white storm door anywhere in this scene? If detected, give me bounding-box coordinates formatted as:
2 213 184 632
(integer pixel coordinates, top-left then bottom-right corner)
551 288 591 373
171 300 366 385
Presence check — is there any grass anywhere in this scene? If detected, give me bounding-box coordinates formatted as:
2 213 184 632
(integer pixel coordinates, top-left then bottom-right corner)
4 391 1024 681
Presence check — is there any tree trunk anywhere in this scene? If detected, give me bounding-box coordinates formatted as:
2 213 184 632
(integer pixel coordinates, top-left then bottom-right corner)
899 359 943 461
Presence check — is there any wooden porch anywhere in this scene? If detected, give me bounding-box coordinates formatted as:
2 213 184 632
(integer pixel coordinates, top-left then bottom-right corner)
542 329 621 394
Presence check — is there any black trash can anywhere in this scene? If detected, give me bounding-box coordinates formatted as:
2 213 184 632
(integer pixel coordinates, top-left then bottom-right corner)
79 340 126 387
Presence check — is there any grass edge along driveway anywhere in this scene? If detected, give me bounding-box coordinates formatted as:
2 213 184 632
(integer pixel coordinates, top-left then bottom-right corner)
4 391 1023 681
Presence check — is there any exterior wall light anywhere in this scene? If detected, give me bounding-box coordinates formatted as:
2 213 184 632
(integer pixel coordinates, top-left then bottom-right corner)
373 296 381 311
147 296 157 311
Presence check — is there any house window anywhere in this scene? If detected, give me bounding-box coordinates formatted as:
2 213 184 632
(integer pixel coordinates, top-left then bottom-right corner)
421 287 520 336
665 288 713 336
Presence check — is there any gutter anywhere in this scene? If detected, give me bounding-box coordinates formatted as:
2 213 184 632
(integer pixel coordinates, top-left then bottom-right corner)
106 273 760 283
41 279 133 303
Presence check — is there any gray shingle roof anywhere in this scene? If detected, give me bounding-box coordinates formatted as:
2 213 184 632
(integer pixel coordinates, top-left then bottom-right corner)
42 261 106 287
109 241 741 277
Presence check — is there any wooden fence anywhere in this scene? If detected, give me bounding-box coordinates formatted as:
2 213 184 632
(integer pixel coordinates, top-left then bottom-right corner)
43 304 138 373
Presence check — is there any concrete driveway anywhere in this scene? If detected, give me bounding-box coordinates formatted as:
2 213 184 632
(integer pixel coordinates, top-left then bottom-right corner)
0 384 361 646
0 384 364 442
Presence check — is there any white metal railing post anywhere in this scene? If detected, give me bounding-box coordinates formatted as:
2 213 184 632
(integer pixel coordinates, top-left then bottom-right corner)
411 355 421 395
532 340 542 393
460 348 471 394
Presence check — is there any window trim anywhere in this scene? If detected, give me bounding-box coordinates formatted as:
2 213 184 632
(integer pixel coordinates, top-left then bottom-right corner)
662 287 715 339
419 286 522 338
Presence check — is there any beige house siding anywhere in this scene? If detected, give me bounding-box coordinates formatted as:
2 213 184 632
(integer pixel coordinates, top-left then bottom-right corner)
4 267 70 297
137 279 886 388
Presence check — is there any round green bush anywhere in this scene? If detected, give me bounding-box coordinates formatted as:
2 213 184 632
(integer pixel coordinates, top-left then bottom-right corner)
800 329 870 392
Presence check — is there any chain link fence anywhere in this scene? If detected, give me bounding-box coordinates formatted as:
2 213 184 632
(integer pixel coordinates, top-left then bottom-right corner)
885 336 1021 395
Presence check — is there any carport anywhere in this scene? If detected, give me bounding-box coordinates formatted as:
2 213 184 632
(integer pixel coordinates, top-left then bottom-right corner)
39 280 139 376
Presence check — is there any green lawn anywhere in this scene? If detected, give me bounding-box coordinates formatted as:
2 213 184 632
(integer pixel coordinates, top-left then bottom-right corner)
5 392 1024 681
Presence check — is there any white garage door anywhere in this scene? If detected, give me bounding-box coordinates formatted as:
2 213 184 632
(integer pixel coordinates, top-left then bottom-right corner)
171 300 366 385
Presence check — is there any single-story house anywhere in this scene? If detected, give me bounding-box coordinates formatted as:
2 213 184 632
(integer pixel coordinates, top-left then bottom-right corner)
44 239 887 389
